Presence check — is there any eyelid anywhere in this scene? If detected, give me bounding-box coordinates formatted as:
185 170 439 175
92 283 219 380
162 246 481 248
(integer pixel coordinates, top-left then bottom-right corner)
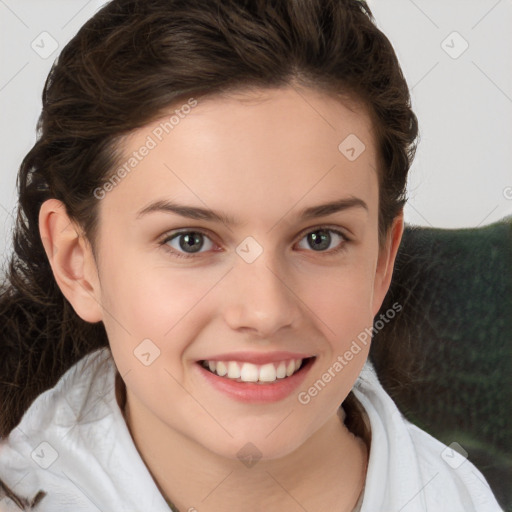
160 227 216 243
295 224 350 243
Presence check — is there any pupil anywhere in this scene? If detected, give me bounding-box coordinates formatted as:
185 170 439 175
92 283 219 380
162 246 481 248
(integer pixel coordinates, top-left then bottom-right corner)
308 230 330 251
180 232 203 253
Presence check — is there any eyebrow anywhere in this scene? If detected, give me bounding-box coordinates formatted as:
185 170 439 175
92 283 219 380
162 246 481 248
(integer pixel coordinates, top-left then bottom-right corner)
136 197 368 225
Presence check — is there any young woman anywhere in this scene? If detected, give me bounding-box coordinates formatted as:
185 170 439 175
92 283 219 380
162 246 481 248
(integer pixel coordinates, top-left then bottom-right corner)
0 0 503 510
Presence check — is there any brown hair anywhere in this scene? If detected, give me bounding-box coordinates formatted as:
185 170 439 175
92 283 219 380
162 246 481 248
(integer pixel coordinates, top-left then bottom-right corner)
0 0 418 438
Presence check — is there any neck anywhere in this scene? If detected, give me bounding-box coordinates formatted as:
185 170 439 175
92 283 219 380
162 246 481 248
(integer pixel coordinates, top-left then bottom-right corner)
121 388 368 512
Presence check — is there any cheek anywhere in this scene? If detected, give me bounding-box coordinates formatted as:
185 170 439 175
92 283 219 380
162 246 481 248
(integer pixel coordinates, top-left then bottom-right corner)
295 254 376 392
300 254 376 334
99 261 215 426
98 253 225 373
101 247 206 327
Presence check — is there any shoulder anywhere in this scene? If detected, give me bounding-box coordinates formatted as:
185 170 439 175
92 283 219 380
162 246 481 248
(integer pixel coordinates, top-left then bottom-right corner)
0 348 168 511
352 362 503 512
0 348 114 509
406 422 503 511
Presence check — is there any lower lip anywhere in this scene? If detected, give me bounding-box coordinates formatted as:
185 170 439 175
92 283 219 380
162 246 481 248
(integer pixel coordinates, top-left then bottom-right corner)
196 358 315 403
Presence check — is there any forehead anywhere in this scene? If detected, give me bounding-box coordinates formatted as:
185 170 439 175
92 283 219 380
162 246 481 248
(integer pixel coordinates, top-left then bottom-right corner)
151 86 376 159
99 86 379 226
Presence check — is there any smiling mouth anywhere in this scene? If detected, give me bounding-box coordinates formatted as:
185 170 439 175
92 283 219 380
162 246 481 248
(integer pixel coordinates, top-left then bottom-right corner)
199 357 314 384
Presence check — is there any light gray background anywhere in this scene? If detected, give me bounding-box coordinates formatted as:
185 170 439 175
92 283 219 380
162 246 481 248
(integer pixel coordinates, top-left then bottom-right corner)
1 0 511 267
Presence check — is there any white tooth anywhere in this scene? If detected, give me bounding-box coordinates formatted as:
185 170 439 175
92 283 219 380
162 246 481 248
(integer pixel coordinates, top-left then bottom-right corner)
276 361 286 379
286 360 295 377
216 361 228 376
227 361 241 379
294 359 302 371
240 362 259 382
208 361 216 372
259 363 277 382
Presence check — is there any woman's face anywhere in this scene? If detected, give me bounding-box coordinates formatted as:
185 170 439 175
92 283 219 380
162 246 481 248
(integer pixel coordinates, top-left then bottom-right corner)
92 86 400 460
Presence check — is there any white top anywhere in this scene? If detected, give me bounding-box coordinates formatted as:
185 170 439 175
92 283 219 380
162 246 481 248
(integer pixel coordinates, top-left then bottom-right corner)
0 348 504 511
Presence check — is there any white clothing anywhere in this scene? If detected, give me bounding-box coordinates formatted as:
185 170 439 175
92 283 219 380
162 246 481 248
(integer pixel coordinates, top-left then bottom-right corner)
0 348 503 511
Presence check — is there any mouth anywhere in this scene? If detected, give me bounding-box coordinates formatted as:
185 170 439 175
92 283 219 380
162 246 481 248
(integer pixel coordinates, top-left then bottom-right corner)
196 355 316 403
199 357 312 384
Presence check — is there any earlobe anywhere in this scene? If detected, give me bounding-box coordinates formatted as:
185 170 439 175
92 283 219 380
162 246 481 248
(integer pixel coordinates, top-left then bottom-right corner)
371 212 404 316
39 199 103 323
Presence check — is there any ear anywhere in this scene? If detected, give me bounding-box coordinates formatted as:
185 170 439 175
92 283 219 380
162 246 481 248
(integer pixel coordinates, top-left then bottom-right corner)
39 198 103 323
371 211 404 316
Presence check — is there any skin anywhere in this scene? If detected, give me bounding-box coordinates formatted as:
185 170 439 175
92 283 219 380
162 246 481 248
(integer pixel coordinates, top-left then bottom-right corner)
40 86 403 511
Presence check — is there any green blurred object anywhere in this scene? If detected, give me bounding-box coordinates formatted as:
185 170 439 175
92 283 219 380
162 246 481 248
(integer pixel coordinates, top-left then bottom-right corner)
370 217 512 512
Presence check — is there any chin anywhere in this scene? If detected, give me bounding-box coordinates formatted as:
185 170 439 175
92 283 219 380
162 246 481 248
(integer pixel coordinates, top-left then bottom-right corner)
198 426 310 463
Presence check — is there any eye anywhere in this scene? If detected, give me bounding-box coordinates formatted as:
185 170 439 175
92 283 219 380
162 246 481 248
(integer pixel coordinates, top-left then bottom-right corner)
160 226 348 259
162 230 215 257
296 228 347 253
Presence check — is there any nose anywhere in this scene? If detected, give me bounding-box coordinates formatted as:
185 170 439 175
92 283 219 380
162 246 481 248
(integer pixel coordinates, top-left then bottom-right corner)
221 252 301 339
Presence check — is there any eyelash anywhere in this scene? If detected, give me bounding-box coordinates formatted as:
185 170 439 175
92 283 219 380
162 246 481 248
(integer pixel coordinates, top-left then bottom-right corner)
159 226 350 260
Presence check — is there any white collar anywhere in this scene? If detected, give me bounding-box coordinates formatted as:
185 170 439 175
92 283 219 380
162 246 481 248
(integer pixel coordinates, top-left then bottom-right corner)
0 348 502 511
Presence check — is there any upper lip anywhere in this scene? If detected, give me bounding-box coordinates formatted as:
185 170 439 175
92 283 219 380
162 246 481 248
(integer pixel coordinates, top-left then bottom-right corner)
198 351 315 365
